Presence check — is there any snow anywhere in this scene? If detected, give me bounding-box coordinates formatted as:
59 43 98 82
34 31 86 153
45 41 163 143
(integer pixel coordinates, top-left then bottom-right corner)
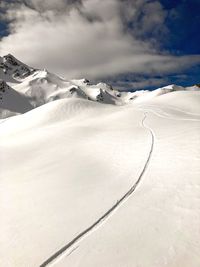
0 55 200 267
61 106 200 267
0 80 33 119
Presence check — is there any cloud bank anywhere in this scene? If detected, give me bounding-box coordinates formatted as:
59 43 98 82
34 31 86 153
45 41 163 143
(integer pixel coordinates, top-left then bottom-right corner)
0 0 200 81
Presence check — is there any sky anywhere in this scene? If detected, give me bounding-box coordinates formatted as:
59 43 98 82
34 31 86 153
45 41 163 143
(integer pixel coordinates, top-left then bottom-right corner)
0 0 200 90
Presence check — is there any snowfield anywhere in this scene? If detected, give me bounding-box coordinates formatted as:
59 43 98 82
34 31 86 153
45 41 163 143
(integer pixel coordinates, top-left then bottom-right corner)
0 55 200 267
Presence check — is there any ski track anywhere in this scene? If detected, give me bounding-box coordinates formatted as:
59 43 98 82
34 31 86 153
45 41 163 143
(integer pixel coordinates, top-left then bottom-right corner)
140 105 200 122
39 112 155 267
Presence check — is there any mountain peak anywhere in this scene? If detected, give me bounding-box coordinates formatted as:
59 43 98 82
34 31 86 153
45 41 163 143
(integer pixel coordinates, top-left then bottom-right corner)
0 54 36 82
3 54 20 65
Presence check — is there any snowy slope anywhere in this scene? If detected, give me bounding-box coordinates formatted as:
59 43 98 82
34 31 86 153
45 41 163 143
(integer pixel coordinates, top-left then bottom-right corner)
0 80 34 119
60 102 200 267
0 55 200 267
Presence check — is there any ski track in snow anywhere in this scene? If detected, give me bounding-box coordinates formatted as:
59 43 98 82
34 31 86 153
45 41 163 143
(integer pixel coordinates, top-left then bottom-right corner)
39 112 155 267
139 105 200 122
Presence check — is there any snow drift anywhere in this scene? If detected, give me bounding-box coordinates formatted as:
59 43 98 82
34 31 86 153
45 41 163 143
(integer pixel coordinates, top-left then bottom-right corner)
0 55 200 267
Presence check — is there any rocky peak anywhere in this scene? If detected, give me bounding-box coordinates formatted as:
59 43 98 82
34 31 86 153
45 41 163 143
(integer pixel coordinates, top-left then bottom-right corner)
0 54 36 82
3 54 20 66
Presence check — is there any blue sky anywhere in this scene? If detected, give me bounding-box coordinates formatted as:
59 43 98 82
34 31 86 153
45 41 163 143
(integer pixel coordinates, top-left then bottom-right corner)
0 0 199 90
160 0 200 87
0 22 8 37
160 0 200 55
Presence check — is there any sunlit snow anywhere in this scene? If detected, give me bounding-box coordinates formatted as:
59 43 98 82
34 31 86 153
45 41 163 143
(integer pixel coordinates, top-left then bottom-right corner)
0 55 200 267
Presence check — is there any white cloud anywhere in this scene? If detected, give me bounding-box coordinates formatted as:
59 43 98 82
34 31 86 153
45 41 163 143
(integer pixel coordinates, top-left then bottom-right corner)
0 0 200 80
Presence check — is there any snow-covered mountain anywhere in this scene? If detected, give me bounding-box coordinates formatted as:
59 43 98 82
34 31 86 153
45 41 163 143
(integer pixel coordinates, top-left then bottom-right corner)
0 55 200 267
0 54 35 83
0 54 199 119
0 54 129 119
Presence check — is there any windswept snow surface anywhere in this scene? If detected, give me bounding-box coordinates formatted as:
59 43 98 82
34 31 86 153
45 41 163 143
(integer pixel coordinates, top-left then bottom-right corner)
0 55 200 267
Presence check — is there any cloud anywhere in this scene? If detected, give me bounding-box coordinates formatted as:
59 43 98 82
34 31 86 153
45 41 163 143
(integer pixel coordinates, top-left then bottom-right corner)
0 0 200 81
109 77 169 91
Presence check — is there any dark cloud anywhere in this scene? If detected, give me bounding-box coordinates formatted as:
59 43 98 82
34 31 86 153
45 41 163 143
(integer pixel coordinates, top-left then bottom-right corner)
121 0 168 44
105 76 170 91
